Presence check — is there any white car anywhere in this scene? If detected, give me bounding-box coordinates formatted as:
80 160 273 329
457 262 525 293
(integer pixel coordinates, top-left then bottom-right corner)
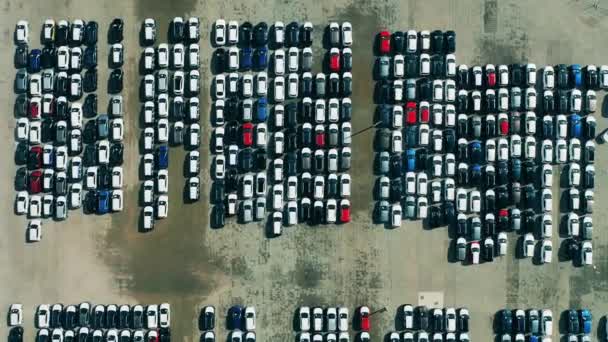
245 306 256 331
391 203 402 227
541 309 553 336
569 163 581 186
420 53 430 75
543 66 554 89
581 241 593 266
288 47 299 72
227 46 239 71
111 190 123 212
142 180 154 205
147 305 158 328
469 190 481 213
157 43 169 68
394 54 405 78
214 74 225 99
274 49 286 75
15 118 28 141
446 54 456 77
341 22 352 46
69 184 82 209
274 76 285 102
526 63 537 85
159 303 170 328
338 307 349 332
288 73 299 98
571 89 582 112
37 304 50 328
541 189 552 212
299 307 311 331
445 308 457 332
523 233 535 257
226 20 238 44
456 188 467 212
214 19 226 45
111 119 124 142
15 20 29 43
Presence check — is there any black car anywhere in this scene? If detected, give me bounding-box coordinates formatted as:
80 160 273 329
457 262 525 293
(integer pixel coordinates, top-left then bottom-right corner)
301 75 313 97
567 309 579 334
201 307 215 330
212 204 225 228
55 72 69 96
83 144 97 166
342 75 352 96
313 151 325 174
79 304 90 327
429 205 443 228
457 66 470 89
431 54 444 78
56 23 69 46
110 143 124 166
484 91 497 113
286 131 298 152
254 149 266 171
342 49 353 72
585 118 596 140
109 69 123 94
132 307 143 329
417 306 429 330
376 80 391 104
254 22 268 47
84 46 97 69
300 23 313 47
170 18 184 43
556 64 569 89
98 165 111 190
118 307 129 328
83 121 98 143
444 202 455 224
432 309 444 332
557 90 568 114
226 169 239 193
9 326 23 342
522 160 536 185
41 119 55 143
499 310 513 334
15 95 27 117
390 155 403 178
496 161 509 185
542 91 554 113
510 64 524 87
93 308 104 329
84 68 97 92
329 74 340 97
83 94 97 118
444 30 456 53
213 48 226 74
391 31 405 54
485 166 496 188
240 22 253 46
286 21 299 47
109 18 124 43
239 148 254 172
405 54 418 78
300 125 312 147
211 180 225 204
389 178 403 203
566 238 580 260
15 167 28 191
496 186 509 209
85 21 98 45
14 45 28 68
312 202 324 225
418 78 432 101
484 241 494 262
286 152 298 175
456 214 467 236
430 30 443 54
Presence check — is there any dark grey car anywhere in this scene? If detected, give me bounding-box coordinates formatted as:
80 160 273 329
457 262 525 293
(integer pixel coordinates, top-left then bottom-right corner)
42 69 54 93
378 57 390 79
301 148 312 171
55 121 68 145
97 115 109 139
376 128 391 151
55 172 68 196
328 125 339 147
301 48 313 72
340 147 351 171
376 151 389 174
15 69 27 94
376 200 390 223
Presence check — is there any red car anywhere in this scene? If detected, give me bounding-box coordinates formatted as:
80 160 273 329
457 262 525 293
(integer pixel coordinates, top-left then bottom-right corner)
405 102 417 124
498 208 509 228
339 200 351 223
242 122 253 146
29 100 40 120
498 115 509 135
29 170 42 194
378 31 391 54
359 306 370 331
419 102 430 123
329 48 340 72
315 125 325 148
29 146 42 169
486 66 496 87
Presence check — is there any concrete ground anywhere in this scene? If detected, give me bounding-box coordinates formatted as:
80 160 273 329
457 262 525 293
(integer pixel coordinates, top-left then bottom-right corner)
1 0 608 341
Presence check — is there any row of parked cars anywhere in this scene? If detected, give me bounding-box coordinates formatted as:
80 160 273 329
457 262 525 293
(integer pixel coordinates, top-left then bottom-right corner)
9 302 171 327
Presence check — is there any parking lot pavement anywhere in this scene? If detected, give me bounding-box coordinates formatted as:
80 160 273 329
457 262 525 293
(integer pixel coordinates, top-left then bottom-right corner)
2 0 608 342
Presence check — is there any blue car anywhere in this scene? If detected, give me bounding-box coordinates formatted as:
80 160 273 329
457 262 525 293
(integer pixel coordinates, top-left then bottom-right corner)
97 190 109 214
256 97 267 122
241 47 252 70
29 49 41 73
254 47 267 70
570 114 582 138
580 309 592 334
511 159 522 181
571 64 582 88
227 305 244 330
157 145 169 169
406 149 416 171
469 141 482 164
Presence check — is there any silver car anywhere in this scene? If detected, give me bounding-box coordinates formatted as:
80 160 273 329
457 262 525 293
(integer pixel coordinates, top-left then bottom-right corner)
240 200 253 223
376 200 390 223
378 57 390 79
15 69 28 93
